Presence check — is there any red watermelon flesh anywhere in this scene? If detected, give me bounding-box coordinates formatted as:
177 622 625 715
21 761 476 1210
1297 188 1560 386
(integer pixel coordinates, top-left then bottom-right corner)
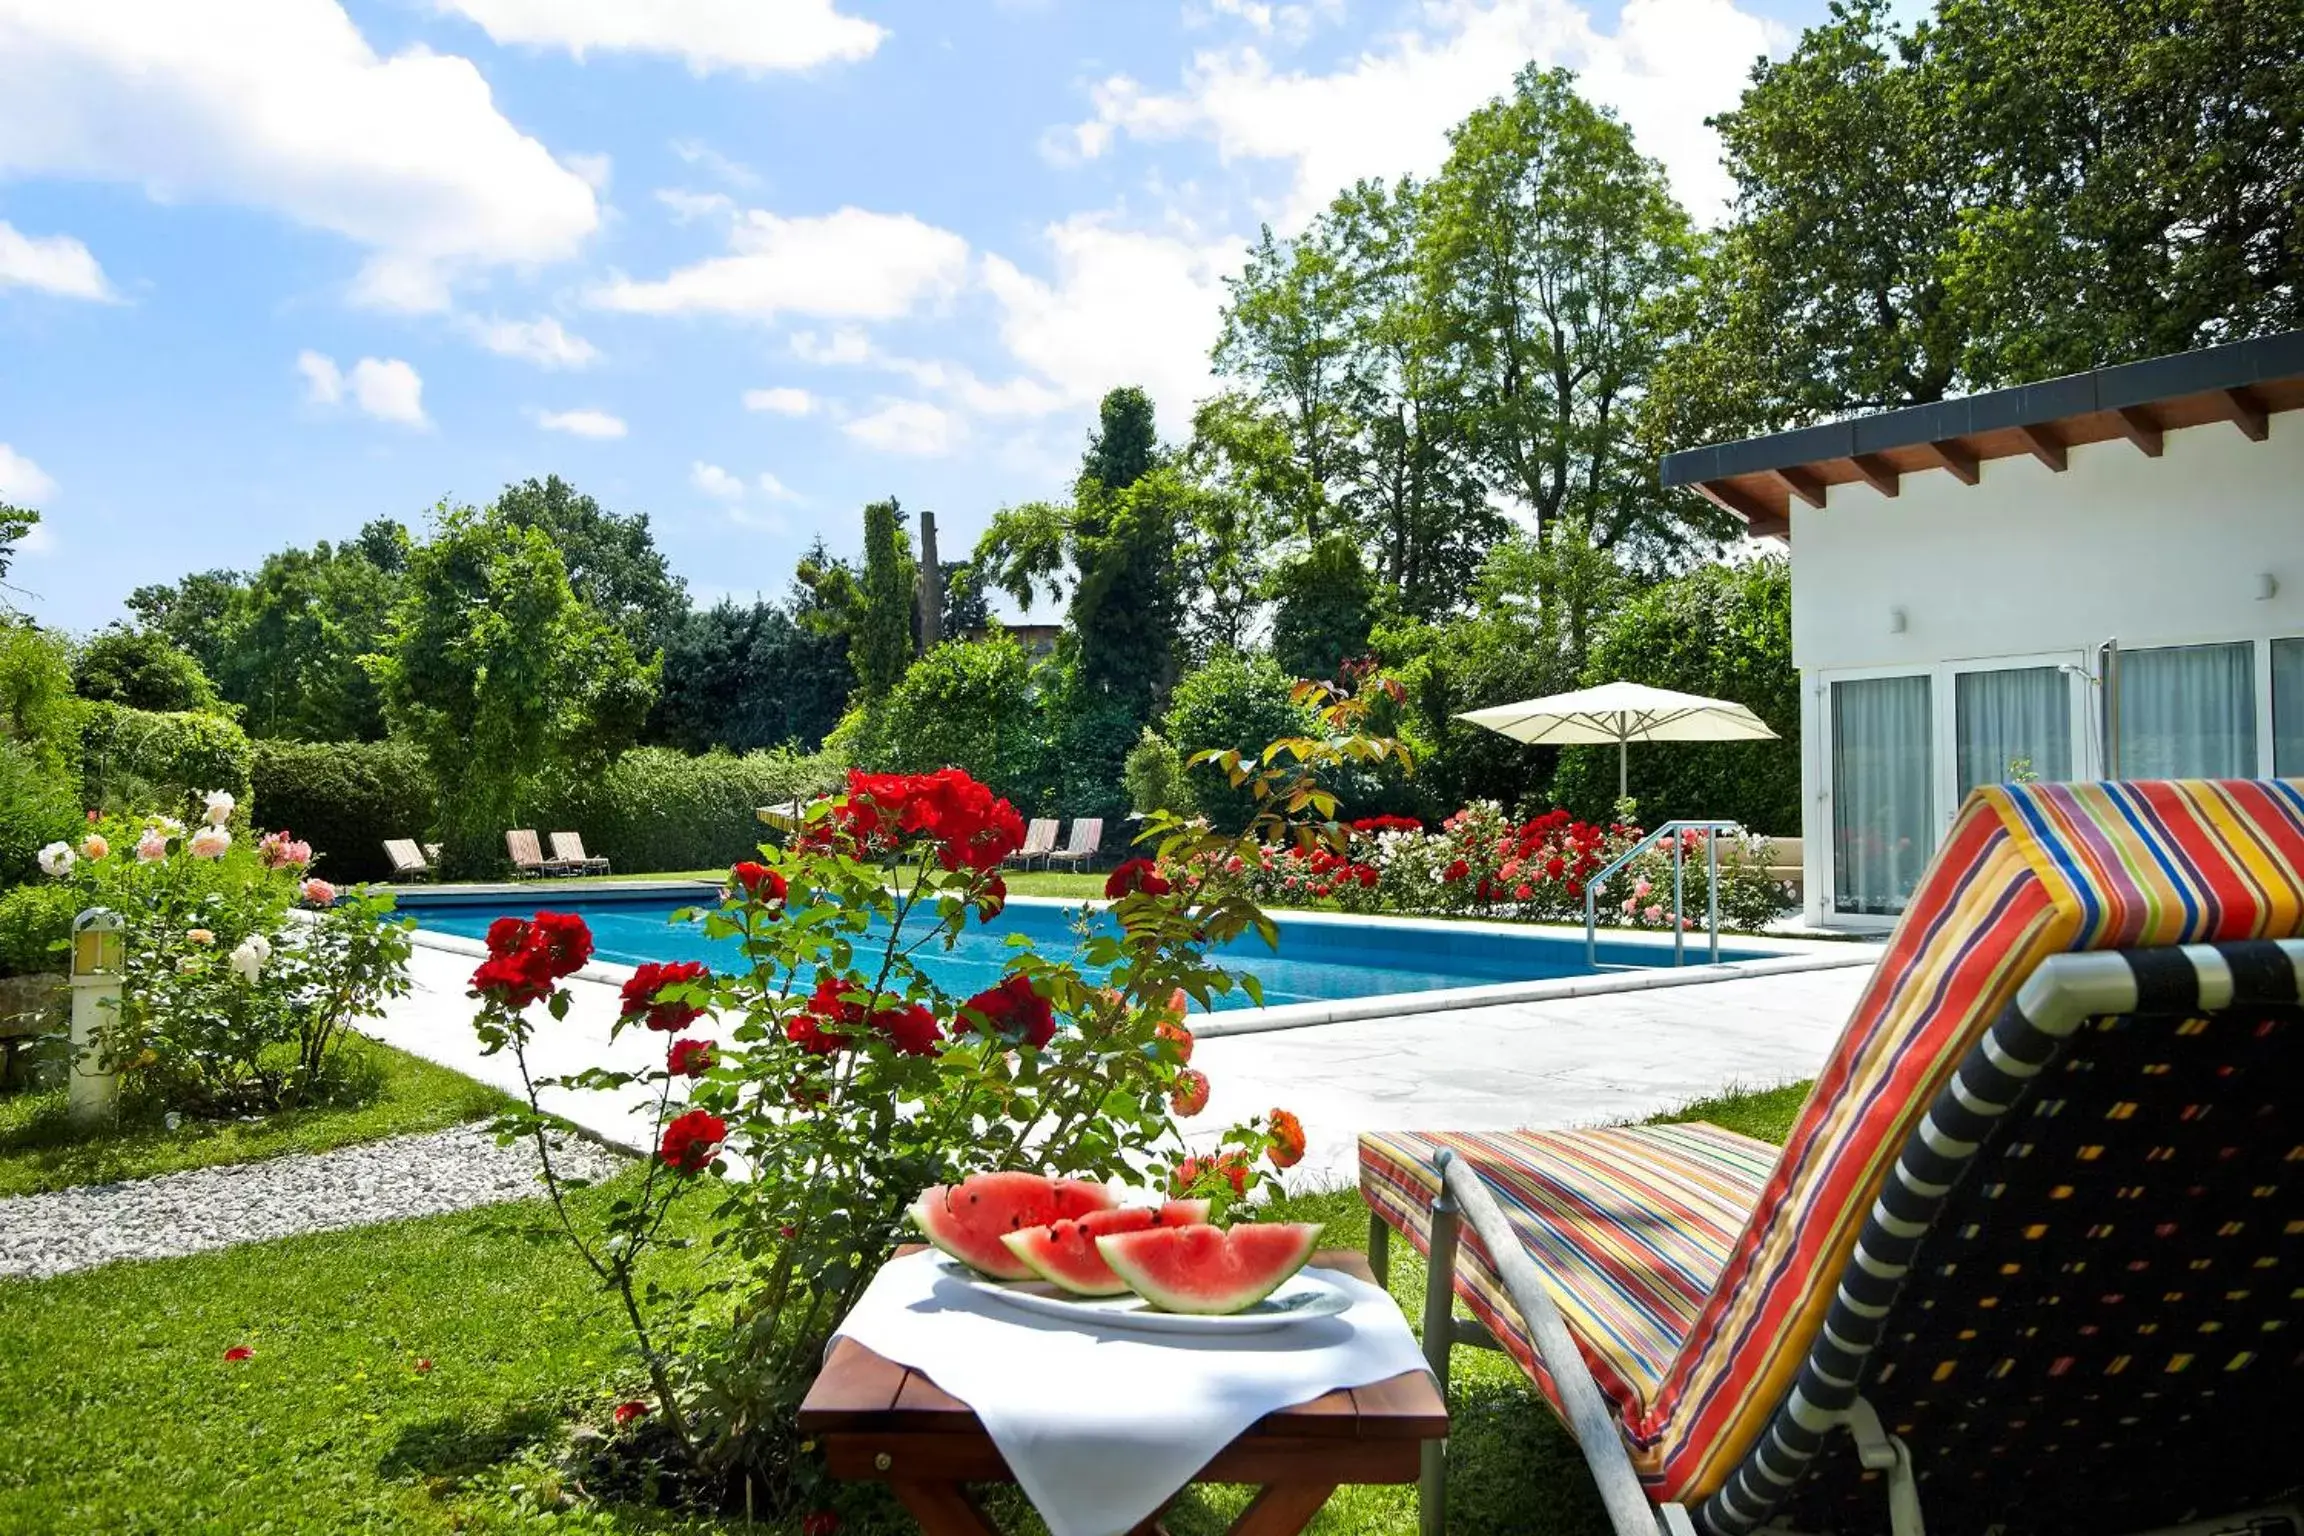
1000 1200 1213 1296
909 1172 1119 1280
1096 1221 1324 1314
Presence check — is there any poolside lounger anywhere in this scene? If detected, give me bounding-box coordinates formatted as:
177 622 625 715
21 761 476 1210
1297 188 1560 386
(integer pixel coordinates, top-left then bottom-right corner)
382 838 435 882
505 828 579 879
1363 778 2304 1536
548 831 611 876
1008 818 1059 869
1039 817 1103 872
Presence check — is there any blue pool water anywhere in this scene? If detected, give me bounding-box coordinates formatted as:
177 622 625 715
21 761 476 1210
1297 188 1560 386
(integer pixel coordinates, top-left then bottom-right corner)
403 891 1782 1012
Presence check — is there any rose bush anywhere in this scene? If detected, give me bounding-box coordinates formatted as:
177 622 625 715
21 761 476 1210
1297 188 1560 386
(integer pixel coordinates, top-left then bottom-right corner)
465 695 1408 1513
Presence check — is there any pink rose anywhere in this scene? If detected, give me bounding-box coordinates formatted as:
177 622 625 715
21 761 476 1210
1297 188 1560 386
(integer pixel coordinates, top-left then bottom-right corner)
300 878 338 907
1643 904 1664 922
136 830 169 863
189 825 231 860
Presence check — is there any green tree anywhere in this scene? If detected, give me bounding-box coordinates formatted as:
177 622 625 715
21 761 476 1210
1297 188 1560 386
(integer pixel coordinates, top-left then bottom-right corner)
1081 386 1161 493
124 569 244 679
366 505 657 876
868 634 1048 801
0 504 35 612
1425 67 1718 651
219 540 401 741
1160 651 1319 831
939 560 992 638
0 623 79 777
492 476 686 656
1210 225 1358 541
1269 535 1379 683
73 624 224 713
855 498 917 700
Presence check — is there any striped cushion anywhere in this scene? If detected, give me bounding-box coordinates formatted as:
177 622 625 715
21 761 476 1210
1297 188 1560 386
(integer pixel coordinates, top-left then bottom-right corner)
1358 1123 1777 1412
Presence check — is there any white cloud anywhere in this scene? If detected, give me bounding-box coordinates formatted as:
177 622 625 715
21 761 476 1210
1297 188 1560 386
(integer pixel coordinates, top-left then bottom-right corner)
757 471 802 502
789 327 874 366
1060 0 1779 225
1190 0 1345 43
0 219 114 300
980 216 1236 433
670 139 763 190
298 350 426 425
782 326 1073 422
691 461 747 500
743 386 816 417
534 406 626 438
436 0 886 74
561 151 614 190
466 314 600 369
0 443 57 504
657 188 736 224
590 207 972 323
0 0 601 312
843 399 960 457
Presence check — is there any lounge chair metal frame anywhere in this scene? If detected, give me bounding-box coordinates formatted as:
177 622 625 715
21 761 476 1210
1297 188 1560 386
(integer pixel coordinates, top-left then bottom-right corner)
1008 818 1060 871
1040 817 1103 873
548 831 611 876
505 828 581 879
382 838 435 883
1398 938 2304 1536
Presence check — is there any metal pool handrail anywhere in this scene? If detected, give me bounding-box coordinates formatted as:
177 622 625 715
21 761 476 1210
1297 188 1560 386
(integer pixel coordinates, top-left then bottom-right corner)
1584 819 1744 969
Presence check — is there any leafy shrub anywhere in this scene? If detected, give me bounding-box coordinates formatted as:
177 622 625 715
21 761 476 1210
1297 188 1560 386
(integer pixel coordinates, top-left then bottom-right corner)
72 624 225 713
1269 533 1377 683
1378 612 1574 814
0 879 78 976
865 636 1051 806
529 747 841 875
1121 729 1194 817
1161 652 1317 831
251 738 437 883
0 623 81 778
1550 558 1799 834
78 704 254 825
0 738 80 888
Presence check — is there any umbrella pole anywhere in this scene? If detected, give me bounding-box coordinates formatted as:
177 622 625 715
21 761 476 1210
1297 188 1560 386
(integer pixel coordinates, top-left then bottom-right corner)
1618 738 1627 802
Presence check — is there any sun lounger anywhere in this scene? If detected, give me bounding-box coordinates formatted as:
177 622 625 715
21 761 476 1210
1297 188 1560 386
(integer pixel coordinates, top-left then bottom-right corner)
548 831 610 876
505 828 579 879
1364 778 2304 1536
382 838 435 882
1039 817 1103 872
1008 818 1059 870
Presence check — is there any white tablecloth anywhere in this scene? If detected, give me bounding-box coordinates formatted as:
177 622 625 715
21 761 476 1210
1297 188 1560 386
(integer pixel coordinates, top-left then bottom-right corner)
832 1249 1431 1536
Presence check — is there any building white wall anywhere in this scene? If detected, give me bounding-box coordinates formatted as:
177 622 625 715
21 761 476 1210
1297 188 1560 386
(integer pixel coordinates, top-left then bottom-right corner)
1789 415 2304 926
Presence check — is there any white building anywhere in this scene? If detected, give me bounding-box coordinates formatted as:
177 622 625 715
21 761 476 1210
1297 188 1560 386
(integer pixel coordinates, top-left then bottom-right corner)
1661 330 2304 931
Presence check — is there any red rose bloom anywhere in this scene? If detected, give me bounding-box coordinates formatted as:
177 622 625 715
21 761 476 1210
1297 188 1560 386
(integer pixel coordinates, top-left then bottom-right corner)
802 1512 841 1536
613 1400 649 1426
875 1001 943 1057
484 916 529 957
473 911 596 1009
787 980 855 1056
223 1345 253 1363
1168 1067 1210 1117
1442 859 1469 882
1155 1018 1194 1063
731 861 787 905
668 1037 716 1078
620 960 710 1032
1171 1152 1249 1198
528 911 593 977
976 874 1007 923
960 973 1057 1049
1105 858 1171 899
1267 1108 1307 1169
658 1109 727 1173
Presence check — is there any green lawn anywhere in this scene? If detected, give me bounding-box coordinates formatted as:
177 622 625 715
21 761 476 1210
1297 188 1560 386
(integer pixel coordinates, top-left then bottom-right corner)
0 1079 1814 1536
0 1034 511 1198
491 868 1111 901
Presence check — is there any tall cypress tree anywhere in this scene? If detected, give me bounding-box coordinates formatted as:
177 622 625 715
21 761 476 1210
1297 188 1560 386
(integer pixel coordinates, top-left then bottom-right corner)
854 498 916 700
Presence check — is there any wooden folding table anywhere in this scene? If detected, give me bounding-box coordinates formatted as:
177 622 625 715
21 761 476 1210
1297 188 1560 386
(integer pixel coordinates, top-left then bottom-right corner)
797 1250 1447 1536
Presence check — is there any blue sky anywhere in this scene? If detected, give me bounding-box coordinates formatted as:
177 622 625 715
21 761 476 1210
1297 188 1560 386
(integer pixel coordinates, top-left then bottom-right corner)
0 0 1896 631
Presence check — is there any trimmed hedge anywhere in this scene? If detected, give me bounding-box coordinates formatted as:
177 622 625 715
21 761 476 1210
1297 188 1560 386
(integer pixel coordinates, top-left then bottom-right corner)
0 739 80 888
78 704 254 825
251 738 439 883
528 747 840 875
0 879 78 976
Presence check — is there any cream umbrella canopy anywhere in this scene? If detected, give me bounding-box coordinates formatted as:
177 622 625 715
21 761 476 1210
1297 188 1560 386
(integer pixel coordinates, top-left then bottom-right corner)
1456 681 1779 799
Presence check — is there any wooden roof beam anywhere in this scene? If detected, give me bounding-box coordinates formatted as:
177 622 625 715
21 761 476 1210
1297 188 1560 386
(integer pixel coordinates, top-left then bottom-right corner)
2113 405 2164 457
2215 385 2270 442
1698 480 1789 540
1929 438 1980 485
2014 422 2068 472
1771 464 1827 509
1848 453 1901 497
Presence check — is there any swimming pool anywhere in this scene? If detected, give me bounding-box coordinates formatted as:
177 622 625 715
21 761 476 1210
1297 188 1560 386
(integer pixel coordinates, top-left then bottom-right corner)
401 889 1788 1012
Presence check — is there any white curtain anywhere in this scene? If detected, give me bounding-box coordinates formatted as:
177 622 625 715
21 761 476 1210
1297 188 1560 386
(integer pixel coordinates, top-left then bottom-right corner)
1956 666 2071 797
1832 675 1934 916
2275 638 2303 777
2117 642 2257 779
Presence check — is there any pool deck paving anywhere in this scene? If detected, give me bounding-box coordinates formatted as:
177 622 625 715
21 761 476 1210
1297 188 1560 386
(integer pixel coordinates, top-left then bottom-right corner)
366 938 1878 1191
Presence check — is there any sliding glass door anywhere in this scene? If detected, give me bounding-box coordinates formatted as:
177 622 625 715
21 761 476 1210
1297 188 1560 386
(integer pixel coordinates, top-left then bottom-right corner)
1832 675 1934 917
2117 642 2258 778
2275 638 2303 777
1956 665 2073 796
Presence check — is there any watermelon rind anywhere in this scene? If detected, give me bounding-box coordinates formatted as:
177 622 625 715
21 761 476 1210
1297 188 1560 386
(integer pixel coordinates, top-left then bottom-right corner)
909 1172 1119 1281
1095 1221 1324 1315
1000 1200 1213 1295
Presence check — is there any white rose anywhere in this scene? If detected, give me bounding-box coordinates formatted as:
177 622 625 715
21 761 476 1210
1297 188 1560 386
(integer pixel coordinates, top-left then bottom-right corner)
228 934 271 982
189 825 232 861
36 841 75 878
203 790 237 826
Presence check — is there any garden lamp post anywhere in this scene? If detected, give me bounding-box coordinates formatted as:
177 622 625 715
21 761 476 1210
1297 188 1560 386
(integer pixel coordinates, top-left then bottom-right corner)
69 907 124 1129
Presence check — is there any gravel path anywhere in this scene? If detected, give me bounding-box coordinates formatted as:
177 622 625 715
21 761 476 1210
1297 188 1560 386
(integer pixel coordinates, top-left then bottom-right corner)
0 1125 627 1281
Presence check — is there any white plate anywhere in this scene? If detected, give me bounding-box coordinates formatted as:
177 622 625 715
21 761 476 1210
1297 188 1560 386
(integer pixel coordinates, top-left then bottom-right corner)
934 1259 1353 1335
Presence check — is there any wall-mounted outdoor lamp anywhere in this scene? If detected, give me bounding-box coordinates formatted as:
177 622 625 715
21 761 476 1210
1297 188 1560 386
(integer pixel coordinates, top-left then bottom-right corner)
1888 606 1909 634
68 908 123 1129
2258 573 2280 601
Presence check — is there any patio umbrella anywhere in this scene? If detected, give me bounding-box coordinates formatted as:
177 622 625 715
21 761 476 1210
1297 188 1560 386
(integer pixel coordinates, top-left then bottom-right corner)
1455 681 1779 799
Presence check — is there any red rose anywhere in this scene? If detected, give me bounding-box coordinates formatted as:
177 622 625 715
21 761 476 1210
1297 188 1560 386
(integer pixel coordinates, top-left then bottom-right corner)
668 1037 716 1078
1442 859 1469 881
1171 1152 1249 1197
612 1400 649 1426
658 1109 727 1173
960 973 1057 1049
620 960 710 1032
976 874 1007 923
1267 1108 1307 1169
731 861 787 905
473 911 595 1008
1168 1067 1210 1117
1105 858 1171 899
223 1345 253 1363
471 946 557 1009
529 912 593 978
1513 883 1533 901
1155 1017 1194 1063
802 1512 841 1536
484 916 529 957
875 1001 943 1057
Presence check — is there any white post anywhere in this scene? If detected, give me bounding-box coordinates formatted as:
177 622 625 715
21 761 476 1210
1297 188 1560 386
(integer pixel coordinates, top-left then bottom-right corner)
68 908 124 1130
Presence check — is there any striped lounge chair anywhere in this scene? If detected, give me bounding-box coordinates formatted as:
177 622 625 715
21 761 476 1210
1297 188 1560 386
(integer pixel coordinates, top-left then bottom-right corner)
1362 779 2304 1536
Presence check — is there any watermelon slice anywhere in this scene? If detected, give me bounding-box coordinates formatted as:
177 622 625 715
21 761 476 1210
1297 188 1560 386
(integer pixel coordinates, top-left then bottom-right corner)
1000 1200 1212 1296
1097 1221 1324 1314
909 1172 1116 1280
